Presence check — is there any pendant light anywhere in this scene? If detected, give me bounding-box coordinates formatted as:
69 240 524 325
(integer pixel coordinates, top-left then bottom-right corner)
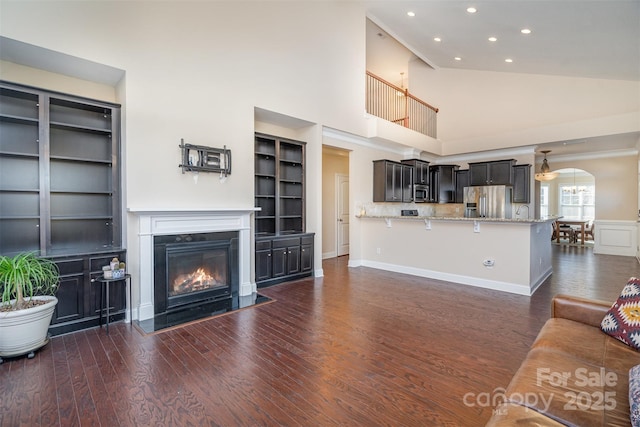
534 150 559 181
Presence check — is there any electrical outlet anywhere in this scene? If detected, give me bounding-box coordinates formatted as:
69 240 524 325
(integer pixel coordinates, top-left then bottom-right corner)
376 247 381 255
473 221 480 233
483 259 495 268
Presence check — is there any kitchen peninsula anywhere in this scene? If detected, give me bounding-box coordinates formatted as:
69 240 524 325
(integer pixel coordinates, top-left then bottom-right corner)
356 211 557 296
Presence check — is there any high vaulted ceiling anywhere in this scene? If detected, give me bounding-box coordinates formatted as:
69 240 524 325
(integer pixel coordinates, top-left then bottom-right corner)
365 0 640 157
366 0 640 82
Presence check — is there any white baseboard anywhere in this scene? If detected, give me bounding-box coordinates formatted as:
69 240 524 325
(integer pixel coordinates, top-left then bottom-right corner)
322 251 337 259
348 259 362 268
240 281 256 296
359 260 538 296
138 302 154 321
314 268 324 278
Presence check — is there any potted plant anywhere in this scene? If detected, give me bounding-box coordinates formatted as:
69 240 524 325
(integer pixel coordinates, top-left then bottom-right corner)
0 252 60 363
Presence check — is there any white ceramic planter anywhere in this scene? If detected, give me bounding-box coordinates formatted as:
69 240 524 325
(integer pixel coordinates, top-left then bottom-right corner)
0 296 57 359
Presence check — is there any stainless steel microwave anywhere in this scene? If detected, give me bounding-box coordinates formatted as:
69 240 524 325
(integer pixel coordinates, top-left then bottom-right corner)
413 184 429 203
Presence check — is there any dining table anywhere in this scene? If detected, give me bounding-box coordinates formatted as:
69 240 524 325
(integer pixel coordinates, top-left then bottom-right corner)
556 219 589 246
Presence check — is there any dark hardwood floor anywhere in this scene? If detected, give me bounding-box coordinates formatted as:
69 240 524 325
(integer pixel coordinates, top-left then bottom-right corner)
2 245 638 426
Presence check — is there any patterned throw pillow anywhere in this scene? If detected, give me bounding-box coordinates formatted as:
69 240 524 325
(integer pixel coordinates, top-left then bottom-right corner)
630 365 640 427
601 277 640 350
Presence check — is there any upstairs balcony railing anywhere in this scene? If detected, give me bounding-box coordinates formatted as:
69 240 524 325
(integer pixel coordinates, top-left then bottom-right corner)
366 71 438 139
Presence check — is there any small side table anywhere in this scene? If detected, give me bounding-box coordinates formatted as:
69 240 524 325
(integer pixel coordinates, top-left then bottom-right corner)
94 274 132 334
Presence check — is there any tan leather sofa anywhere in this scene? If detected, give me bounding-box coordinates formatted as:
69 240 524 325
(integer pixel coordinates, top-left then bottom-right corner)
486 294 640 426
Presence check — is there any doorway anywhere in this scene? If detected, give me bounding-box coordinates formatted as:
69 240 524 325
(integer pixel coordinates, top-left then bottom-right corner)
322 146 350 259
336 173 349 256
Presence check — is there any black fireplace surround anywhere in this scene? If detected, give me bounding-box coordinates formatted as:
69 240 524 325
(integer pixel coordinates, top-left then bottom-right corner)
154 231 239 315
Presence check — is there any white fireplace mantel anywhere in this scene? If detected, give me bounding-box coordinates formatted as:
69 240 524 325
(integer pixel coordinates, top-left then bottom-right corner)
129 208 258 321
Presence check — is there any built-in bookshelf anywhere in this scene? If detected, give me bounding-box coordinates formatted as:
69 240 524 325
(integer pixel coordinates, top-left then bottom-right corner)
254 133 313 287
0 81 125 335
254 134 305 236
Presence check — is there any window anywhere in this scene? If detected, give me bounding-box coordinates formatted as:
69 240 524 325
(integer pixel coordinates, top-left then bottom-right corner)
559 185 594 220
540 185 549 217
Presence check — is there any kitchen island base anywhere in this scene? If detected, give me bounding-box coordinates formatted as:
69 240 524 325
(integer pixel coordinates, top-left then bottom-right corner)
353 216 555 296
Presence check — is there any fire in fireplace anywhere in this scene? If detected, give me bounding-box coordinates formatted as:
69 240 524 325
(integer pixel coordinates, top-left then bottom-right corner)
171 267 224 296
154 231 239 315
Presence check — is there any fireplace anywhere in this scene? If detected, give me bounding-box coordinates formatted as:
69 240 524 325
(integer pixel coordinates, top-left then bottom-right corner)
129 208 256 322
153 231 239 315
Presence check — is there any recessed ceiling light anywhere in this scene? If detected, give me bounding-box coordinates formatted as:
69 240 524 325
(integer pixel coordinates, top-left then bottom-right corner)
454 57 462 61
521 28 532 34
467 7 477 13
505 58 513 63
434 37 442 42
488 37 497 42
407 11 415 17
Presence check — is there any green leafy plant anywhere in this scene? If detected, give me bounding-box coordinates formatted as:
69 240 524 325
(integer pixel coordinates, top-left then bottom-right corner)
0 252 59 310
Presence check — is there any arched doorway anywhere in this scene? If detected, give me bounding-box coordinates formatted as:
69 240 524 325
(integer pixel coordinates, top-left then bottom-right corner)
540 168 595 220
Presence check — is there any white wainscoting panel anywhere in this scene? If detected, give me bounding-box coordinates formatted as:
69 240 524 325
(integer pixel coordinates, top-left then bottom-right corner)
594 220 638 257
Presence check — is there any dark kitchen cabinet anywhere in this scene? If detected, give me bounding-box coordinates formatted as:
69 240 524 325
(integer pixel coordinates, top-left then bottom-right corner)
401 159 429 185
513 164 532 203
455 169 469 203
255 234 314 288
429 165 459 203
373 159 414 202
469 159 516 186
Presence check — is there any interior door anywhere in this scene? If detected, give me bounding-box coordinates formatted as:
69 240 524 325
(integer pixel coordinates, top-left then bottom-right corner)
336 173 349 256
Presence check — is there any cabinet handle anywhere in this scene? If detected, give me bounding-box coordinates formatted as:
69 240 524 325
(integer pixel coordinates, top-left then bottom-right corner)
288 250 292 254
268 254 271 257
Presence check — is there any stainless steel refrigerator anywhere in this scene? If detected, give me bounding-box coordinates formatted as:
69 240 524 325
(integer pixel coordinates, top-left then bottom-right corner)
463 185 512 218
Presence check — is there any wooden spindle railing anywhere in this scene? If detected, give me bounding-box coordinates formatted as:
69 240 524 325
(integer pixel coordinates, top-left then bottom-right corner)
365 71 438 138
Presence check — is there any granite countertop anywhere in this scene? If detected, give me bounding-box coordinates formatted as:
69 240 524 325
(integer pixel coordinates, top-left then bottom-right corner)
357 214 559 224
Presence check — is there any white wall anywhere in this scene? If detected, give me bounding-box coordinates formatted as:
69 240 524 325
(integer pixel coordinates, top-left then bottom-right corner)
409 64 640 155
0 1 370 212
0 60 116 102
546 153 638 221
0 1 373 280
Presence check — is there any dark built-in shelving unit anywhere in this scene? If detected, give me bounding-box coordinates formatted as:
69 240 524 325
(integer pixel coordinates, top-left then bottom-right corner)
0 81 125 335
254 133 313 287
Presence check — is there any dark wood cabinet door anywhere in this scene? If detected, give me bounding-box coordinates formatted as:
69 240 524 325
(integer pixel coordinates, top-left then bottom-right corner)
52 274 84 324
469 163 489 186
469 160 515 186
388 162 403 201
488 161 514 185
513 164 531 203
286 246 301 275
401 164 414 202
301 244 313 272
401 159 429 185
256 249 273 282
455 170 469 203
430 165 458 203
272 248 287 278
